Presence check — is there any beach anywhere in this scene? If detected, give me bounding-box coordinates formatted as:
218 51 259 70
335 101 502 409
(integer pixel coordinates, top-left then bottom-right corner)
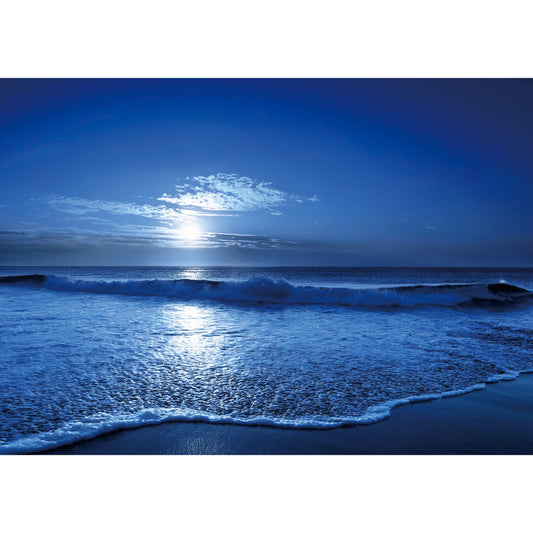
44 372 533 454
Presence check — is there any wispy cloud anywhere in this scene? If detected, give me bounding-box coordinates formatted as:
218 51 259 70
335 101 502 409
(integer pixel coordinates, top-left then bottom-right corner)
47 173 318 224
36 173 319 253
425 222 437 230
47 196 189 222
0 223 295 251
158 173 318 214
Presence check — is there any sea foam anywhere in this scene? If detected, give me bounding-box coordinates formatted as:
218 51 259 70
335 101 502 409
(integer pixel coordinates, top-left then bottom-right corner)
2 367 532 454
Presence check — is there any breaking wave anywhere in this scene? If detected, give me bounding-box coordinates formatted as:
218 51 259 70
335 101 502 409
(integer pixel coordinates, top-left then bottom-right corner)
1 274 531 308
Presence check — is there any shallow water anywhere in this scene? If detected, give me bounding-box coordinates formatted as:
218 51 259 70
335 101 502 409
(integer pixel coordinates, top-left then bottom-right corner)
1 266 532 453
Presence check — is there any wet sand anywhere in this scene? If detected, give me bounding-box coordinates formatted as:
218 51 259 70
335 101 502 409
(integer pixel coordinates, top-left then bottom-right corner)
45 373 533 454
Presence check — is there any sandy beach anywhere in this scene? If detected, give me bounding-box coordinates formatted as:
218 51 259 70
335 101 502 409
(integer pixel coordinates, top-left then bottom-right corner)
43 373 533 454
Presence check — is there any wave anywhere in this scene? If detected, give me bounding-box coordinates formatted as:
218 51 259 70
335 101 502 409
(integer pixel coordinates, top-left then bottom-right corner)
1 274 531 308
2 367 532 454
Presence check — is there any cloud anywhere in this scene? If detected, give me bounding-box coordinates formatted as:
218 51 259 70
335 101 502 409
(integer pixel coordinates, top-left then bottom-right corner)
202 232 294 249
425 222 437 230
47 196 189 222
158 173 317 214
0 223 295 253
47 173 318 225
34 173 320 253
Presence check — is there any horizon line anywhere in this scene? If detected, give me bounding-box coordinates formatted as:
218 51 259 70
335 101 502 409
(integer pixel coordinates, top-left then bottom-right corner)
1 265 532 269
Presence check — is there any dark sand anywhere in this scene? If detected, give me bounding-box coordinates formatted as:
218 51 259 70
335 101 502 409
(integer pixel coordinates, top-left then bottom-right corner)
45 373 533 454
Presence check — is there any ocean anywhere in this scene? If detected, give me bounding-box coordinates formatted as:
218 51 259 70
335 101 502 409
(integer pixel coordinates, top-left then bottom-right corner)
1 266 532 453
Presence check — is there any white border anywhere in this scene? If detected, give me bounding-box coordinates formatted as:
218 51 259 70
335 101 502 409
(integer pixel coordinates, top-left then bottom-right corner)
2 1 533 531
1 0 532 77
2 456 533 532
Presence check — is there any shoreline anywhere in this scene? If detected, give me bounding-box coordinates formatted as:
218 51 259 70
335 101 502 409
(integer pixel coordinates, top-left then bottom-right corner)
42 372 533 454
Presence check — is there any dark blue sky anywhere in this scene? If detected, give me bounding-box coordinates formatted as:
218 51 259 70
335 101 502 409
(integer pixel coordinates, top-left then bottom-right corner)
1 79 532 266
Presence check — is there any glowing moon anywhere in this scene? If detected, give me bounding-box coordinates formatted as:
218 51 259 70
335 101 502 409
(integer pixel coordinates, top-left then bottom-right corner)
178 222 202 244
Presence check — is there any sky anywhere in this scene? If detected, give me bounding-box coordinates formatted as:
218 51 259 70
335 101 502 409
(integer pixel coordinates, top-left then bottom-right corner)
0 78 532 266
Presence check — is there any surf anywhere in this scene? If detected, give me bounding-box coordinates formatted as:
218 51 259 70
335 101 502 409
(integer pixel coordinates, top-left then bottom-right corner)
1 274 531 308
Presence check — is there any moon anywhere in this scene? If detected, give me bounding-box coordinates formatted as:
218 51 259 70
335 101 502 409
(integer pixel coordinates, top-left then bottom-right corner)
178 222 202 244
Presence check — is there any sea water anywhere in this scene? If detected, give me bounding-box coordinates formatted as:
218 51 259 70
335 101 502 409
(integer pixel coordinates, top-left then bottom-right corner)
1 266 532 453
